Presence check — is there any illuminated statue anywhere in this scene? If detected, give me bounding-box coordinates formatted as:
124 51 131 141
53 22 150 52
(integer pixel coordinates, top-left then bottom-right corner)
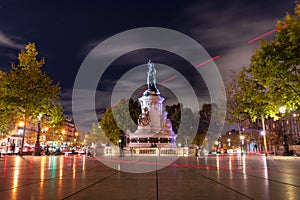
147 59 157 92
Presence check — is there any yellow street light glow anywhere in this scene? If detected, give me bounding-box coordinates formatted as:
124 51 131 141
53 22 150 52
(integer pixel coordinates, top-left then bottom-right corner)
240 135 245 140
75 132 78 137
18 121 25 127
279 106 286 114
61 129 66 135
44 127 49 132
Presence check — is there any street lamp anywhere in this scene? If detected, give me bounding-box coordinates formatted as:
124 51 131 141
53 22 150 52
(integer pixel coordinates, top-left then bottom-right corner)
19 120 26 156
44 126 49 132
18 121 25 128
74 131 78 139
34 114 42 156
227 138 231 147
240 135 245 155
74 132 79 146
279 106 289 156
214 141 219 153
260 130 268 155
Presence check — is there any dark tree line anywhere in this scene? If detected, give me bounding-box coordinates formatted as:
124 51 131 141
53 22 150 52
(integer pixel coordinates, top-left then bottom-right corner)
98 98 215 147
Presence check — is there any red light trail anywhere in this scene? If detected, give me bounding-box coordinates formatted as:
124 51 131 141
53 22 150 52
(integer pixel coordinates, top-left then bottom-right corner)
159 75 177 84
137 56 220 94
194 56 220 69
248 24 288 44
138 75 178 94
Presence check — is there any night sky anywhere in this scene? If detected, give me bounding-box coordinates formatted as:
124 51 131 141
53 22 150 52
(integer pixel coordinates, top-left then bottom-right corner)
0 0 296 131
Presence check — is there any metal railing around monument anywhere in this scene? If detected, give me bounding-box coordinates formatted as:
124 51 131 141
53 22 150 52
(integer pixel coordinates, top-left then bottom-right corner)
94 146 191 157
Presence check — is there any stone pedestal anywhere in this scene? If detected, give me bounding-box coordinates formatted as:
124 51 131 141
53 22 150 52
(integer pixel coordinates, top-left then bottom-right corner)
139 93 164 132
128 90 177 148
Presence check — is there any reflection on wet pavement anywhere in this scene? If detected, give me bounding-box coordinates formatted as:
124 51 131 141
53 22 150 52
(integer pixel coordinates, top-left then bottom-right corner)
0 154 300 200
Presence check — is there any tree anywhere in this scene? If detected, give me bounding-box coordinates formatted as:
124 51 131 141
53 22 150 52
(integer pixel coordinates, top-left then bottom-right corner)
99 98 141 145
176 107 199 147
42 102 65 141
0 71 15 135
238 68 279 121
198 103 226 149
166 103 181 133
249 5 300 109
0 43 63 151
99 107 119 144
225 71 250 126
166 103 221 147
226 4 300 129
228 5 300 154
112 98 140 133
166 103 202 146
128 98 141 126
236 68 280 154
85 123 110 146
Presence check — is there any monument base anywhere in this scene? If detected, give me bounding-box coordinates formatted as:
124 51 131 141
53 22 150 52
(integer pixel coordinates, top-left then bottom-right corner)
128 126 176 148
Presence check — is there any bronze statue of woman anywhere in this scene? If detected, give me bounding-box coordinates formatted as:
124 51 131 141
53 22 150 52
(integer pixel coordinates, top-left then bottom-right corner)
147 59 158 92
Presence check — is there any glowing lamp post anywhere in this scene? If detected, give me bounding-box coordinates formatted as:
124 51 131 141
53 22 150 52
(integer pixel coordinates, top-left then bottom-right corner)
240 135 245 155
19 120 26 156
74 132 78 146
279 106 289 156
44 126 49 132
227 139 231 147
260 130 268 155
215 141 219 153
34 114 42 156
18 121 25 128
42 126 49 143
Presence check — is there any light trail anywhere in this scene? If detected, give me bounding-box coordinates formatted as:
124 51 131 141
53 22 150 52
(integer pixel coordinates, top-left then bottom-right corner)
137 56 220 94
137 75 178 94
194 56 220 69
248 24 288 44
138 88 148 95
159 75 177 84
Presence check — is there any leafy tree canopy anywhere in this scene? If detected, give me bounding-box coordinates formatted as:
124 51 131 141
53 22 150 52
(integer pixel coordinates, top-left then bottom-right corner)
226 5 300 125
99 98 141 145
248 5 300 111
0 42 63 137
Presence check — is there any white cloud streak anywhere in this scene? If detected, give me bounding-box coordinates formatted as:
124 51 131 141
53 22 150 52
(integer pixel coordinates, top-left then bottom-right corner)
0 32 23 49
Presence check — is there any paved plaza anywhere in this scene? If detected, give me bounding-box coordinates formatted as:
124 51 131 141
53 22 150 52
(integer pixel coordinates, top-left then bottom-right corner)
0 154 300 200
